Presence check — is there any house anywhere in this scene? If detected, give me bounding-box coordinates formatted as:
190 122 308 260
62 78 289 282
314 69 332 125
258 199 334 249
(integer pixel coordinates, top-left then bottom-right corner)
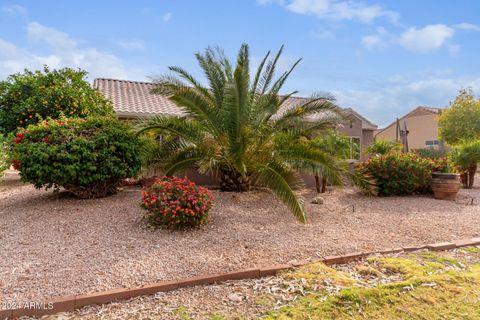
375 106 442 150
93 78 377 160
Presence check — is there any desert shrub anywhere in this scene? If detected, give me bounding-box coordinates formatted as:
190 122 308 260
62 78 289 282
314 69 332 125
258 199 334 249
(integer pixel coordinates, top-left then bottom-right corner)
11 116 142 198
0 134 11 177
413 148 448 160
0 66 113 134
367 139 402 156
358 152 441 196
141 176 213 229
448 140 480 188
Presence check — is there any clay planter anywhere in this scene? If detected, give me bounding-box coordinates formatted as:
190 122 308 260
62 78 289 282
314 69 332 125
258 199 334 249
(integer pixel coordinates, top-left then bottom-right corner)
431 172 461 201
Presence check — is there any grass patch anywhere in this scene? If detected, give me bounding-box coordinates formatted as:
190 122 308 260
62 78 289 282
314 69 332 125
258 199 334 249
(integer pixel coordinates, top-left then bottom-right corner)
263 250 480 319
463 246 480 254
173 306 192 320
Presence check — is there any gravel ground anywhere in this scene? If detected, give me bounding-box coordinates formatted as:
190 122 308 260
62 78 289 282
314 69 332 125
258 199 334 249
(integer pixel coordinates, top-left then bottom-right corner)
44 247 480 320
1 170 479 304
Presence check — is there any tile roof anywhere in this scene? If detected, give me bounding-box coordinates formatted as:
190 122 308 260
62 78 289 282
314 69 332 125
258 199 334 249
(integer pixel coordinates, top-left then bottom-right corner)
93 78 186 118
416 106 442 115
93 78 377 129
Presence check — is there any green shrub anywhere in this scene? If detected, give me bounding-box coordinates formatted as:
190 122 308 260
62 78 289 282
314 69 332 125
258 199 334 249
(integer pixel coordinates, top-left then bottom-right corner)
141 176 213 229
413 148 448 160
12 117 141 198
0 66 113 134
358 152 441 196
367 139 402 156
0 134 11 177
448 140 480 188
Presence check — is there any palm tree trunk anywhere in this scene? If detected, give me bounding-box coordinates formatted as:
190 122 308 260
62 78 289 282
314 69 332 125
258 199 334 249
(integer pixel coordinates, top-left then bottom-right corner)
315 174 321 193
468 164 477 188
321 177 327 193
219 170 250 192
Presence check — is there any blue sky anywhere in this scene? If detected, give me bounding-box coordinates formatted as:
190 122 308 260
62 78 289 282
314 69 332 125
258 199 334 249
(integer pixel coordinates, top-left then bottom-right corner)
1 0 479 126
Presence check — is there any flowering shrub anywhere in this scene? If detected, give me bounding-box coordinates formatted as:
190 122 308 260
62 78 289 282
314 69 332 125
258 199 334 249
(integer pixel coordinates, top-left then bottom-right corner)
141 176 213 229
358 152 444 196
0 67 113 134
11 117 142 198
0 134 10 177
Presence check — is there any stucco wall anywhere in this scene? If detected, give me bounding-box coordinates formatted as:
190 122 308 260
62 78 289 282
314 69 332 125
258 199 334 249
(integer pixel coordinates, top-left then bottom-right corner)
338 115 363 140
376 113 439 150
362 130 374 148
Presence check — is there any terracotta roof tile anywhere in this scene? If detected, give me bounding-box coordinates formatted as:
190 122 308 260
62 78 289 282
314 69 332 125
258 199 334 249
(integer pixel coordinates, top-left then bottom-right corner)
93 78 186 118
93 78 377 129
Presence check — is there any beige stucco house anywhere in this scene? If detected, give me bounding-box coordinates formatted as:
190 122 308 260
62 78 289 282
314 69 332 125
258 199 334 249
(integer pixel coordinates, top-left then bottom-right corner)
375 106 442 150
93 78 377 160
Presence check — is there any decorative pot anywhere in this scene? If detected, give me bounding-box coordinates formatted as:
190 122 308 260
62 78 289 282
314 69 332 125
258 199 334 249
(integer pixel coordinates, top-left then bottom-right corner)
431 172 461 201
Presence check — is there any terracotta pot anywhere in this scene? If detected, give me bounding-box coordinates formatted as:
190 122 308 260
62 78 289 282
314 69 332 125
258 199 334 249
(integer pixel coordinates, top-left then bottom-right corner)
431 172 461 201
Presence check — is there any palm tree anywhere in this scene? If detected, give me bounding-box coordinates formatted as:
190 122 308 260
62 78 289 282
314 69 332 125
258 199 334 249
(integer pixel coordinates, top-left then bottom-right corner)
137 44 345 223
450 140 480 188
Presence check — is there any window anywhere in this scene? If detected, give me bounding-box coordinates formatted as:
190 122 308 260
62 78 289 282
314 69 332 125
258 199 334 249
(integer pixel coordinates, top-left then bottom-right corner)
425 140 439 146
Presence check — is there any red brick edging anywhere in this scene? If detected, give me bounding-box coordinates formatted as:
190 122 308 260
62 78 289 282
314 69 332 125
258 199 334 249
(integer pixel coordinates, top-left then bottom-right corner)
2 237 480 319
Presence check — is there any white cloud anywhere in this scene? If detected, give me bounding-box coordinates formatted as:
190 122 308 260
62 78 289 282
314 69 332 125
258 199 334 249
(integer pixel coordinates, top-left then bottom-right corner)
116 40 145 51
27 22 76 51
361 34 383 49
162 12 172 22
399 24 454 53
1 4 27 17
361 26 392 49
455 23 480 32
259 0 399 24
333 76 480 127
0 22 131 80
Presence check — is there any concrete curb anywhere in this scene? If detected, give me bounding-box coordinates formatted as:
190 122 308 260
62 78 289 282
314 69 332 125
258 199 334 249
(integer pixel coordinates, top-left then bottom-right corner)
2 237 479 319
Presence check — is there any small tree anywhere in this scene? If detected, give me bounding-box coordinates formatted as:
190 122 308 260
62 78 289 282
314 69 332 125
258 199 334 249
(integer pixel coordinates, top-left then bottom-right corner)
310 131 350 193
449 140 480 188
438 89 480 145
0 66 113 134
367 139 402 156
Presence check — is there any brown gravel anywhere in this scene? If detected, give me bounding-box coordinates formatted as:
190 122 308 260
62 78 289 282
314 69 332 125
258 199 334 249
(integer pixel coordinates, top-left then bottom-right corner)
1 170 480 304
46 247 480 320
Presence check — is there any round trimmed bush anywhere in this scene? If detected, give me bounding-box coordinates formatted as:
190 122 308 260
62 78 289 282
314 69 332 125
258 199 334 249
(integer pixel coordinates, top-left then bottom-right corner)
12 116 142 198
141 176 213 229
358 152 441 196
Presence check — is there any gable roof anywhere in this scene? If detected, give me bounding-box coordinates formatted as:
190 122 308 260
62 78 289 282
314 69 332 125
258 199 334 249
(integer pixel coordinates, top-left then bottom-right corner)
375 106 443 136
93 78 377 130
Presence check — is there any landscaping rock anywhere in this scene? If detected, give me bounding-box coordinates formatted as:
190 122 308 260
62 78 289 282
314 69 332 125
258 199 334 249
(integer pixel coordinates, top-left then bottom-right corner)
311 196 324 204
227 293 242 302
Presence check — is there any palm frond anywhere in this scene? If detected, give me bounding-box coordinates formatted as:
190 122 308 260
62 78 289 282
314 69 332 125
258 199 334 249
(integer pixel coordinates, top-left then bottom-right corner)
164 146 206 176
274 95 339 129
256 162 306 223
259 45 284 95
135 115 205 144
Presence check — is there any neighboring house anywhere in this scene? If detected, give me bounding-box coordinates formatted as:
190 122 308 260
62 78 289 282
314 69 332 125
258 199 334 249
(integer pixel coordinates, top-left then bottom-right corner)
93 78 377 160
375 106 442 150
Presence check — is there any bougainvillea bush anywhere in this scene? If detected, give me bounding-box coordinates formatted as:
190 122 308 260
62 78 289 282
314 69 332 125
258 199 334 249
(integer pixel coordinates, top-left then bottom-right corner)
12 117 142 198
358 152 444 196
0 67 113 134
141 176 213 229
